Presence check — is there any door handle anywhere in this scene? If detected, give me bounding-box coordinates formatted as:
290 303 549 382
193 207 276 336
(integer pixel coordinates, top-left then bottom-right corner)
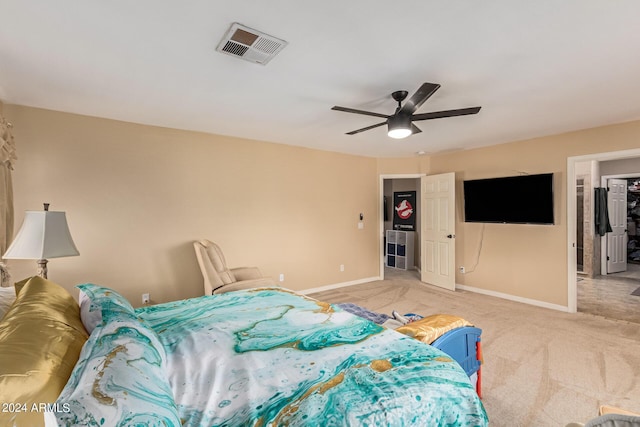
447 234 455 239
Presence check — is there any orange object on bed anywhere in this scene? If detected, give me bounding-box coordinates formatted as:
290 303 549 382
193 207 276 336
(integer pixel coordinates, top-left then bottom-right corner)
396 313 473 344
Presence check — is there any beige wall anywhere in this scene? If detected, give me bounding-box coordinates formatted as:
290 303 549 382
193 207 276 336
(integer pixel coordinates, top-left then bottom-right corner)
426 120 640 306
600 157 640 176
3 105 380 305
5 102 640 309
377 156 429 176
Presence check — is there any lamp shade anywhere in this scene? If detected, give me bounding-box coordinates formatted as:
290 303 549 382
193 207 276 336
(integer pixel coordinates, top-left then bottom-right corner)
3 210 79 260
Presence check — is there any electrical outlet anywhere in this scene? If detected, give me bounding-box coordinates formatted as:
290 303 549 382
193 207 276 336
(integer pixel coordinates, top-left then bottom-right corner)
340 264 345 272
459 266 465 274
142 293 150 305
279 273 285 282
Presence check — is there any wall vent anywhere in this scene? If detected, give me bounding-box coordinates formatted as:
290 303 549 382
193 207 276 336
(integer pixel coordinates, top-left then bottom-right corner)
216 23 287 65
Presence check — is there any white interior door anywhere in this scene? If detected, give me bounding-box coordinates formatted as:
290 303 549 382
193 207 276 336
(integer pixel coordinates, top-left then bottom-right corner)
420 172 456 290
607 178 627 273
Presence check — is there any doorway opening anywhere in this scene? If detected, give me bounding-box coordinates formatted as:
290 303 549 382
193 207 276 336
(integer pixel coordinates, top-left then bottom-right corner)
568 148 640 323
576 177 585 273
380 175 421 281
379 173 457 291
599 175 640 275
620 178 640 267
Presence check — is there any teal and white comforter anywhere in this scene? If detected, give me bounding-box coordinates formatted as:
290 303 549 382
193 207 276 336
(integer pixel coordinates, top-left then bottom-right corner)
134 287 488 426
51 285 486 426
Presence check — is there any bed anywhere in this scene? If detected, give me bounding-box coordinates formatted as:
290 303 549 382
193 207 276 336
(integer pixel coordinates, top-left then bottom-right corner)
336 303 483 398
0 276 487 426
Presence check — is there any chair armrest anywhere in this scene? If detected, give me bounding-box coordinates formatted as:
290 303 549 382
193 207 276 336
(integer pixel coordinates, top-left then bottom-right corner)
212 278 279 294
231 267 264 281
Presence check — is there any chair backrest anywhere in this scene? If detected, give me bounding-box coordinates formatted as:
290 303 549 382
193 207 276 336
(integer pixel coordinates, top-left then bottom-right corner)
193 240 236 295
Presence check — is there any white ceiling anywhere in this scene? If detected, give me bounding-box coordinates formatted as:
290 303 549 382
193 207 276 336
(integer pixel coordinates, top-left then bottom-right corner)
1 1 640 158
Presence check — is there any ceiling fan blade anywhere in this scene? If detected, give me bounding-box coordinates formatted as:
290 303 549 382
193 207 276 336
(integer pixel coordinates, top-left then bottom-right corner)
399 82 440 115
412 106 481 121
346 121 387 135
411 123 422 135
331 106 390 119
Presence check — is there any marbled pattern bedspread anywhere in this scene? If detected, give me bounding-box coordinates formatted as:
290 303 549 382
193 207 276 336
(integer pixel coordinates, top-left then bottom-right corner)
135 288 487 426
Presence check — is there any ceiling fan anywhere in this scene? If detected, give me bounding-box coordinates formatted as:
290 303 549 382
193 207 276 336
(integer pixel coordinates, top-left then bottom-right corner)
331 82 481 139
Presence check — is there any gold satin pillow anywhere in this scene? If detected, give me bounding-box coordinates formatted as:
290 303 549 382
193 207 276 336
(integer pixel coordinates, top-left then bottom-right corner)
0 285 16 321
0 276 88 427
396 314 473 345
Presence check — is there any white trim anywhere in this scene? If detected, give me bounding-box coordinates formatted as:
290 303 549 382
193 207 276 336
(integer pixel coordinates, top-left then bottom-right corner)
300 275 571 312
569 147 640 163
567 147 640 314
379 173 426 279
601 172 640 181
456 284 571 313
299 276 381 295
567 158 578 312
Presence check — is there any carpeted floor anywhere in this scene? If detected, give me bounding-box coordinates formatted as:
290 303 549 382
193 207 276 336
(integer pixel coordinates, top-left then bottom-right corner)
309 269 640 427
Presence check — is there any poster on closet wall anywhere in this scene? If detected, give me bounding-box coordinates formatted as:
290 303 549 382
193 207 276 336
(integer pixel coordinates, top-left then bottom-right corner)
393 191 416 231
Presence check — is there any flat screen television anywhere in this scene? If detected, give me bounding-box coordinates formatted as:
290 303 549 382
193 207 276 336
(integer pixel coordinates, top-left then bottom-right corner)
463 173 554 224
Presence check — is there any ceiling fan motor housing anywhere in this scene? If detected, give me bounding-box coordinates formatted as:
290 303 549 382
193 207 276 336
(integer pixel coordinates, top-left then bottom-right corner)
392 90 409 103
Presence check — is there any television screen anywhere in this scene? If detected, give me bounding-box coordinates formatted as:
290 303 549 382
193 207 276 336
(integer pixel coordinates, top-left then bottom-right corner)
463 173 554 224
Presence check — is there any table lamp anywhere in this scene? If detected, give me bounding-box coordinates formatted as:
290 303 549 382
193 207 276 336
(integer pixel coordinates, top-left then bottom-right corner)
3 203 79 279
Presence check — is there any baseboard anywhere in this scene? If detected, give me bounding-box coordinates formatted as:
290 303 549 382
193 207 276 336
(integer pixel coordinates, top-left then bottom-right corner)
300 277 570 313
299 277 381 295
456 283 570 313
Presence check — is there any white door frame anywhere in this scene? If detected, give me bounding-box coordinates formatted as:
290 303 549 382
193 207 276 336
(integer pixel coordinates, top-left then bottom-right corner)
567 147 640 313
379 173 426 279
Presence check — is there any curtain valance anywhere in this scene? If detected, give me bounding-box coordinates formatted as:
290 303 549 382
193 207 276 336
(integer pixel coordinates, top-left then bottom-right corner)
0 116 16 169
0 114 15 283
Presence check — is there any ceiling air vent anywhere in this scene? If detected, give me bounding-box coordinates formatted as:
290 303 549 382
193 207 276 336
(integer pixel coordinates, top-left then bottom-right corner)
216 23 287 65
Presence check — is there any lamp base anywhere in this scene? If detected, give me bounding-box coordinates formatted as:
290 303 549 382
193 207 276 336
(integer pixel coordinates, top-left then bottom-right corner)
37 259 48 280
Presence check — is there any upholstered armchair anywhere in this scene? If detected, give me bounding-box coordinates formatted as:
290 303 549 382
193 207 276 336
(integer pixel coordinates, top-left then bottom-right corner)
193 239 277 295
565 405 640 427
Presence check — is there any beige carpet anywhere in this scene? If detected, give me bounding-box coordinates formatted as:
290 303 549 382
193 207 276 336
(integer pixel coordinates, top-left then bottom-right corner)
310 270 640 427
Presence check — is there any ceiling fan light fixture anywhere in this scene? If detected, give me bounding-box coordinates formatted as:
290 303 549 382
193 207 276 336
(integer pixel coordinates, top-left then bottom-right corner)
387 115 412 139
332 82 481 138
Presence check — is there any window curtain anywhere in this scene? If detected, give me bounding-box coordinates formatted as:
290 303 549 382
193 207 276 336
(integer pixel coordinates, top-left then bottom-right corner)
0 114 16 257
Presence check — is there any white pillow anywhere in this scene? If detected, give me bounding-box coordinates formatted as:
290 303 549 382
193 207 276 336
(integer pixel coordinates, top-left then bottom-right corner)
0 286 16 321
78 290 101 335
77 284 135 335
